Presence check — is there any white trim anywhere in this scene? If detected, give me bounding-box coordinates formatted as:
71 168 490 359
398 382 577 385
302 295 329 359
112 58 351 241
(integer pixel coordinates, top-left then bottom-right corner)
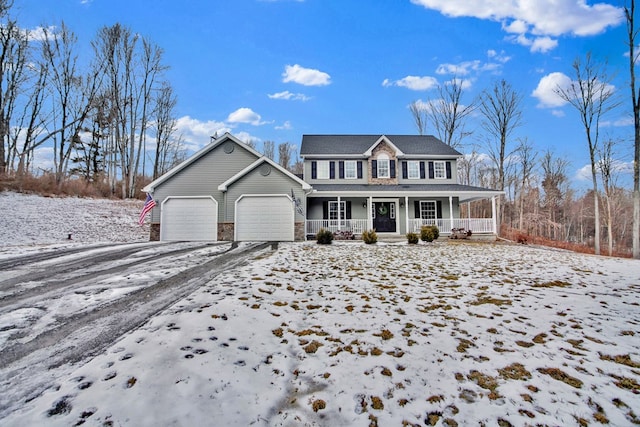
234 194 294 241
364 135 405 157
218 156 311 191
143 133 262 193
371 198 400 234
160 195 218 241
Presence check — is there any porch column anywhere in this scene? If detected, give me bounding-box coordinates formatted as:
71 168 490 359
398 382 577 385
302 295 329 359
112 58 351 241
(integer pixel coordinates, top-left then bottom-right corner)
449 196 453 231
337 196 341 230
405 196 409 234
368 196 373 230
491 196 497 234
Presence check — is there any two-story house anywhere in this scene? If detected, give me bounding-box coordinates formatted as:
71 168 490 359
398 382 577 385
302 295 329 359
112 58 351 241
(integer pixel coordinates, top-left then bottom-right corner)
142 133 502 242
301 134 502 238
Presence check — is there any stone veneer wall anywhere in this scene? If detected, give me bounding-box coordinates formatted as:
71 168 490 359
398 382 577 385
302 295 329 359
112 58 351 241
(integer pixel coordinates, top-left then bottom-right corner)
152 222 305 242
149 223 160 241
369 141 399 185
218 222 235 241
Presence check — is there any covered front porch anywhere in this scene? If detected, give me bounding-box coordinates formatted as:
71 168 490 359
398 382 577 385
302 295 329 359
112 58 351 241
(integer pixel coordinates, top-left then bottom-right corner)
305 190 501 239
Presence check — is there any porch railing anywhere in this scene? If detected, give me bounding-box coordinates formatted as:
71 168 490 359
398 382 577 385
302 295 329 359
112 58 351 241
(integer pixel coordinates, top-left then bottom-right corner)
407 218 495 234
305 219 369 236
305 218 495 236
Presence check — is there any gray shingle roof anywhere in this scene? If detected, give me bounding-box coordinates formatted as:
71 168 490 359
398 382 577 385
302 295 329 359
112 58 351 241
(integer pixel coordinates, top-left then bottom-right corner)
300 135 462 157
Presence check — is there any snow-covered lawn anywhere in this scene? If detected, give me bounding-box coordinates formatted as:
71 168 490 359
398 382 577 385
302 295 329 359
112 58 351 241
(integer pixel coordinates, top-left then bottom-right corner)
1 192 639 426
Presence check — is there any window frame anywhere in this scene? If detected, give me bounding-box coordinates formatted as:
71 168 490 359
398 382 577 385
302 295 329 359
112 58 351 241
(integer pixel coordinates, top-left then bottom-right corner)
407 161 420 179
328 201 346 220
419 200 437 220
377 154 390 179
317 160 330 179
433 161 446 179
344 160 357 179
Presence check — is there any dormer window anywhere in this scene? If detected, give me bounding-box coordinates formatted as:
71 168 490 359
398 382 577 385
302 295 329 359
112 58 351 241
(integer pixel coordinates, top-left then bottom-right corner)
377 154 390 179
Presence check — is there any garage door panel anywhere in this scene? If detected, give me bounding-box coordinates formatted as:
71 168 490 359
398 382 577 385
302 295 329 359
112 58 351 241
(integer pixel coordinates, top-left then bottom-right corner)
236 195 293 241
161 197 217 241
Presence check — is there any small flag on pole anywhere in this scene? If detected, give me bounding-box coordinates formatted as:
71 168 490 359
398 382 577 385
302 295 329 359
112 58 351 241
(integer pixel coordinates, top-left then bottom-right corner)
138 194 156 225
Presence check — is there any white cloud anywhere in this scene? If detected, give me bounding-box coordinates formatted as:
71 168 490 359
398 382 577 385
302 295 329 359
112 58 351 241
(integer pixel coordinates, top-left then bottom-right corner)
410 0 623 52
508 33 558 53
268 91 311 101
27 25 58 42
382 75 438 91
436 57 505 76
282 64 331 86
532 72 572 108
275 121 293 130
227 108 266 126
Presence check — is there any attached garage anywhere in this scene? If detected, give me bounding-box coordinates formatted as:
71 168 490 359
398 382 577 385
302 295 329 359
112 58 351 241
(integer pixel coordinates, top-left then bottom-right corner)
160 196 218 241
235 194 294 241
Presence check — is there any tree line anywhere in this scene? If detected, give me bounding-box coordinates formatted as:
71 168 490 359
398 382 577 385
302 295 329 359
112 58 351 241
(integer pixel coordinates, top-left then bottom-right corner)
409 1 640 258
0 0 182 198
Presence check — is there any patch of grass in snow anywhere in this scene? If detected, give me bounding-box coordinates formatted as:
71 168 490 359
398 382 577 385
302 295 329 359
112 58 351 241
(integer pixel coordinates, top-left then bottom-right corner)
537 367 583 388
532 280 572 288
599 353 640 368
467 370 501 400
498 363 532 381
609 374 640 392
469 296 512 306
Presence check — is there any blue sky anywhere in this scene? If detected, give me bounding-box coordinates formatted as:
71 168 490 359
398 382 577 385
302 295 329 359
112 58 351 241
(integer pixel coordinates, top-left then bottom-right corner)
12 0 633 188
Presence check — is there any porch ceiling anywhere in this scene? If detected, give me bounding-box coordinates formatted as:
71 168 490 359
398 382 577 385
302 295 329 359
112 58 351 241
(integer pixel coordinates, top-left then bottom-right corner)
308 184 503 202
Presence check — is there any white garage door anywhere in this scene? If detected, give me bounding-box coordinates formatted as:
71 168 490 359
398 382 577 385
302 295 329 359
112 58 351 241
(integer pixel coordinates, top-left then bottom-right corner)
235 195 294 241
160 197 218 241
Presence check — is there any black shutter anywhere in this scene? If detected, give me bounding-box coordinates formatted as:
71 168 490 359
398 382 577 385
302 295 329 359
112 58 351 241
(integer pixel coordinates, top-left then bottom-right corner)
323 201 328 219
339 161 345 179
446 162 452 179
311 161 317 179
329 161 335 179
428 161 434 179
420 161 426 179
390 160 396 178
402 161 408 179
414 201 420 218
346 201 352 219
357 161 363 179
437 201 442 219
372 160 378 178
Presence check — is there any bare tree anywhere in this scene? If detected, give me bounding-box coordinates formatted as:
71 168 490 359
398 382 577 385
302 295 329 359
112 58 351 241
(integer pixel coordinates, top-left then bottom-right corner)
41 23 101 184
0 10 28 174
598 137 621 256
151 81 177 179
92 23 167 198
478 79 523 229
278 142 294 171
427 79 476 149
262 140 275 160
625 0 640 259
409 100 428 135
555 53 619 255
514 138 537 231
541 150 569 240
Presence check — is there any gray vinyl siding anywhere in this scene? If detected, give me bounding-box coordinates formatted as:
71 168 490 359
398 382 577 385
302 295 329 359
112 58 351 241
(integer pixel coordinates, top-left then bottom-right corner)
224 166 306 222
397 159 457 185
150 143 258 222
303 159 368 184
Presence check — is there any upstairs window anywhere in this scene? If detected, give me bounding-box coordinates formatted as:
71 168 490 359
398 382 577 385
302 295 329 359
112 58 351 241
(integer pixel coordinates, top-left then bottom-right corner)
317 161 330 179
408 161 420 179
344 161 357 179
434 161 446 179
377 154 390 178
